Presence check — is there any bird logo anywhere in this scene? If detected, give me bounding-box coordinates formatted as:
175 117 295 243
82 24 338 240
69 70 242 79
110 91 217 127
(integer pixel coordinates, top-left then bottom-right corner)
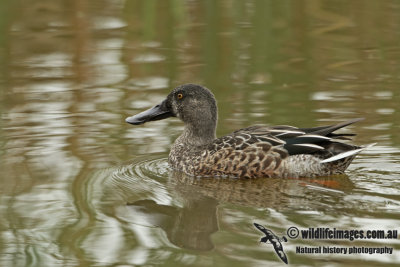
254 223 288 264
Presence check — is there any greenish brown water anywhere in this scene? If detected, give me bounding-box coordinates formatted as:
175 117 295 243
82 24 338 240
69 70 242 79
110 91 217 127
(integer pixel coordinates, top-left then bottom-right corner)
1 0 400 266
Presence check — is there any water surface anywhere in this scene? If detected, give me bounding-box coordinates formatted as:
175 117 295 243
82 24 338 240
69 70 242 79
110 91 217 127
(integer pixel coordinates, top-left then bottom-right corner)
1 0 400 266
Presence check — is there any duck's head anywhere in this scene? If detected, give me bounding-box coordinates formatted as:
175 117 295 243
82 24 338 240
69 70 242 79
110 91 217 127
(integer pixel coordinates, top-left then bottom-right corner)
126 84 218 138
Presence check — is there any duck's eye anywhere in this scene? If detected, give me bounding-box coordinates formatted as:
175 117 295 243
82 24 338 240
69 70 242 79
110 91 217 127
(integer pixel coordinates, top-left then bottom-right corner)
177 93 183 99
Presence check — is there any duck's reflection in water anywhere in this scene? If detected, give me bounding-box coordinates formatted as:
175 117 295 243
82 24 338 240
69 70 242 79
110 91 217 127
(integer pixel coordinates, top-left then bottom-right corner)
128 195 218 251
127 170 354 251
171 171 354 208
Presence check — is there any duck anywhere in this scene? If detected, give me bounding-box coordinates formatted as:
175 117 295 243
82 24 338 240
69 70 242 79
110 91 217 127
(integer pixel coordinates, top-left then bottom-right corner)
126 84 372 178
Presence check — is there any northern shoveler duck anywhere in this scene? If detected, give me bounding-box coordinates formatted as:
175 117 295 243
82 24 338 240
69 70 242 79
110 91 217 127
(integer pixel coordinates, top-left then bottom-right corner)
126 84 372 178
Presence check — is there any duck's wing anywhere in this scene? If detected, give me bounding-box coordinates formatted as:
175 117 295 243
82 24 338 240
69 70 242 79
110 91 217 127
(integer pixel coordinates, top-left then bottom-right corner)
232 125 325 155
237 118 363 139
231 118 363 156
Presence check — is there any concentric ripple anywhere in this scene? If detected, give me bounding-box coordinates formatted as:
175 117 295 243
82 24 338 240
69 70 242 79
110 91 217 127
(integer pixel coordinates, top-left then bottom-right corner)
101 156 171 205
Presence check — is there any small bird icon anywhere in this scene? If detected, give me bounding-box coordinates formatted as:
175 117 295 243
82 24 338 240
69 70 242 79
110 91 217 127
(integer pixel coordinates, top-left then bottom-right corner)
254 223 288 264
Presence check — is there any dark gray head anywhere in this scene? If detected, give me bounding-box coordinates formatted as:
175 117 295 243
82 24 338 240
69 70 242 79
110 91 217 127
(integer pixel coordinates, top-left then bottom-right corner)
126 84 218 145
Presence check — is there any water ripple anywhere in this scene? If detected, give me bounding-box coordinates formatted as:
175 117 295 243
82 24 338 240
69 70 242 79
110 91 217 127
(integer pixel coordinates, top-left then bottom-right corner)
102 156 171 205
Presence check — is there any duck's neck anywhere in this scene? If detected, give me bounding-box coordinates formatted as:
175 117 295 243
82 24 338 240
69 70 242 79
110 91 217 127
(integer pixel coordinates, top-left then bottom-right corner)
178 120 217 147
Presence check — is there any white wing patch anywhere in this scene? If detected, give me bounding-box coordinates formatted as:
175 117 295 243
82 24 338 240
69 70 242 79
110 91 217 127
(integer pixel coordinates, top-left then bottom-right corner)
291 143 324 150
320 143 376 163
270 130 305 137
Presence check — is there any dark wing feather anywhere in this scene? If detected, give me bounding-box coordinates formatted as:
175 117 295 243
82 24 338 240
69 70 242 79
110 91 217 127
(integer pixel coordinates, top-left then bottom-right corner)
284 135 331 145
282 119 363 155
283 144 324 155
300 118 364 137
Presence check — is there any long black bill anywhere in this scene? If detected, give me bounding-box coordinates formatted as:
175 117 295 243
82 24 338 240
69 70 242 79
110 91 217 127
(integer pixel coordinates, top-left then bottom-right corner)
125 99 173 125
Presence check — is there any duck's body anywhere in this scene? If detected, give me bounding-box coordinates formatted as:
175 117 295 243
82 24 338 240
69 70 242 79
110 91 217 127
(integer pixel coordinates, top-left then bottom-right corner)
126 84 370 178
168 123 362 178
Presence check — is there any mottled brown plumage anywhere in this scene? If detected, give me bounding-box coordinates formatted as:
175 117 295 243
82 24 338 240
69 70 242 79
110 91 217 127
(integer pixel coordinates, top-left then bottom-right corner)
126 84 372 178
